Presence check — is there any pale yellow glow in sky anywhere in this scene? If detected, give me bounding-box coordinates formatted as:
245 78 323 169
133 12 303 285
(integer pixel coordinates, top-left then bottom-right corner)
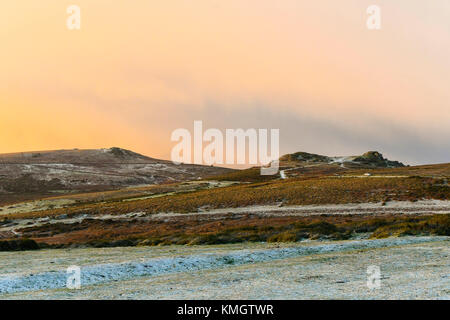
1 1 449 164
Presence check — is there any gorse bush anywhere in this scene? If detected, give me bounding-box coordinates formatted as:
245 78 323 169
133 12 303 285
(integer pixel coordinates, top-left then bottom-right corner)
371 214 450 238
0 239 39 251
16 213 449 250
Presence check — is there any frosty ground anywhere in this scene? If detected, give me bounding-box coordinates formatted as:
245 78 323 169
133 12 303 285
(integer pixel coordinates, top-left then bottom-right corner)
0 236 448 299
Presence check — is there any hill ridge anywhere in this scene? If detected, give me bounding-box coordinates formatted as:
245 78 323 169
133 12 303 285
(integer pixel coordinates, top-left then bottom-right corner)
280 150 405 168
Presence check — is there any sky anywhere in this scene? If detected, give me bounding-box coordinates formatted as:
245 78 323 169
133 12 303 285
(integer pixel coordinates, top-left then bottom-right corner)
0 0 449 165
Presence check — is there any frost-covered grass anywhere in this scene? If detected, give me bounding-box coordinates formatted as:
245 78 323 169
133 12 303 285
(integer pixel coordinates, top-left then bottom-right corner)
0 236 447 296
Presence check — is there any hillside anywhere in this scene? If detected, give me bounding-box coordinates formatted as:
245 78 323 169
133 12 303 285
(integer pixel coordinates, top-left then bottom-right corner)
280 150 404 168
208 151 411 182
0 147 233 205
277 151 405 179
0 148 448 249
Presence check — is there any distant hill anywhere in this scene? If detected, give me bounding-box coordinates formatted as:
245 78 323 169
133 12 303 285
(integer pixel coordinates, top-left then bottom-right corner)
0 147 233 203
280 151 405 168
276 151 405 179
208 151 410 182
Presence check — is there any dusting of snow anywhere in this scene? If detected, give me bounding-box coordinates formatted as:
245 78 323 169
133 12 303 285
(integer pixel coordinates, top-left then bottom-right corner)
148 200 450 219
0 236 447 294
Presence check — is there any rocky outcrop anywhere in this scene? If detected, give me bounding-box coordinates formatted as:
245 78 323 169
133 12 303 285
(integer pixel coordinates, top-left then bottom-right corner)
280 150 405 168
352 151 404 168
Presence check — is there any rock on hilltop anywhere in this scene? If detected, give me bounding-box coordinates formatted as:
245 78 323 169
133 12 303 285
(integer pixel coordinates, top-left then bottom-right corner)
280 150 405 169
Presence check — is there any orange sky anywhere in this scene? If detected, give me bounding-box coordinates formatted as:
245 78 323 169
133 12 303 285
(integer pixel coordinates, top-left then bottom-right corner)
1 1 449 164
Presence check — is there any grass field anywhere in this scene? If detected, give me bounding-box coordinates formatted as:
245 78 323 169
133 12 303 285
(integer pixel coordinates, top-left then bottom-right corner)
4 176 448 221
0 163 448 250
1 237 448 299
